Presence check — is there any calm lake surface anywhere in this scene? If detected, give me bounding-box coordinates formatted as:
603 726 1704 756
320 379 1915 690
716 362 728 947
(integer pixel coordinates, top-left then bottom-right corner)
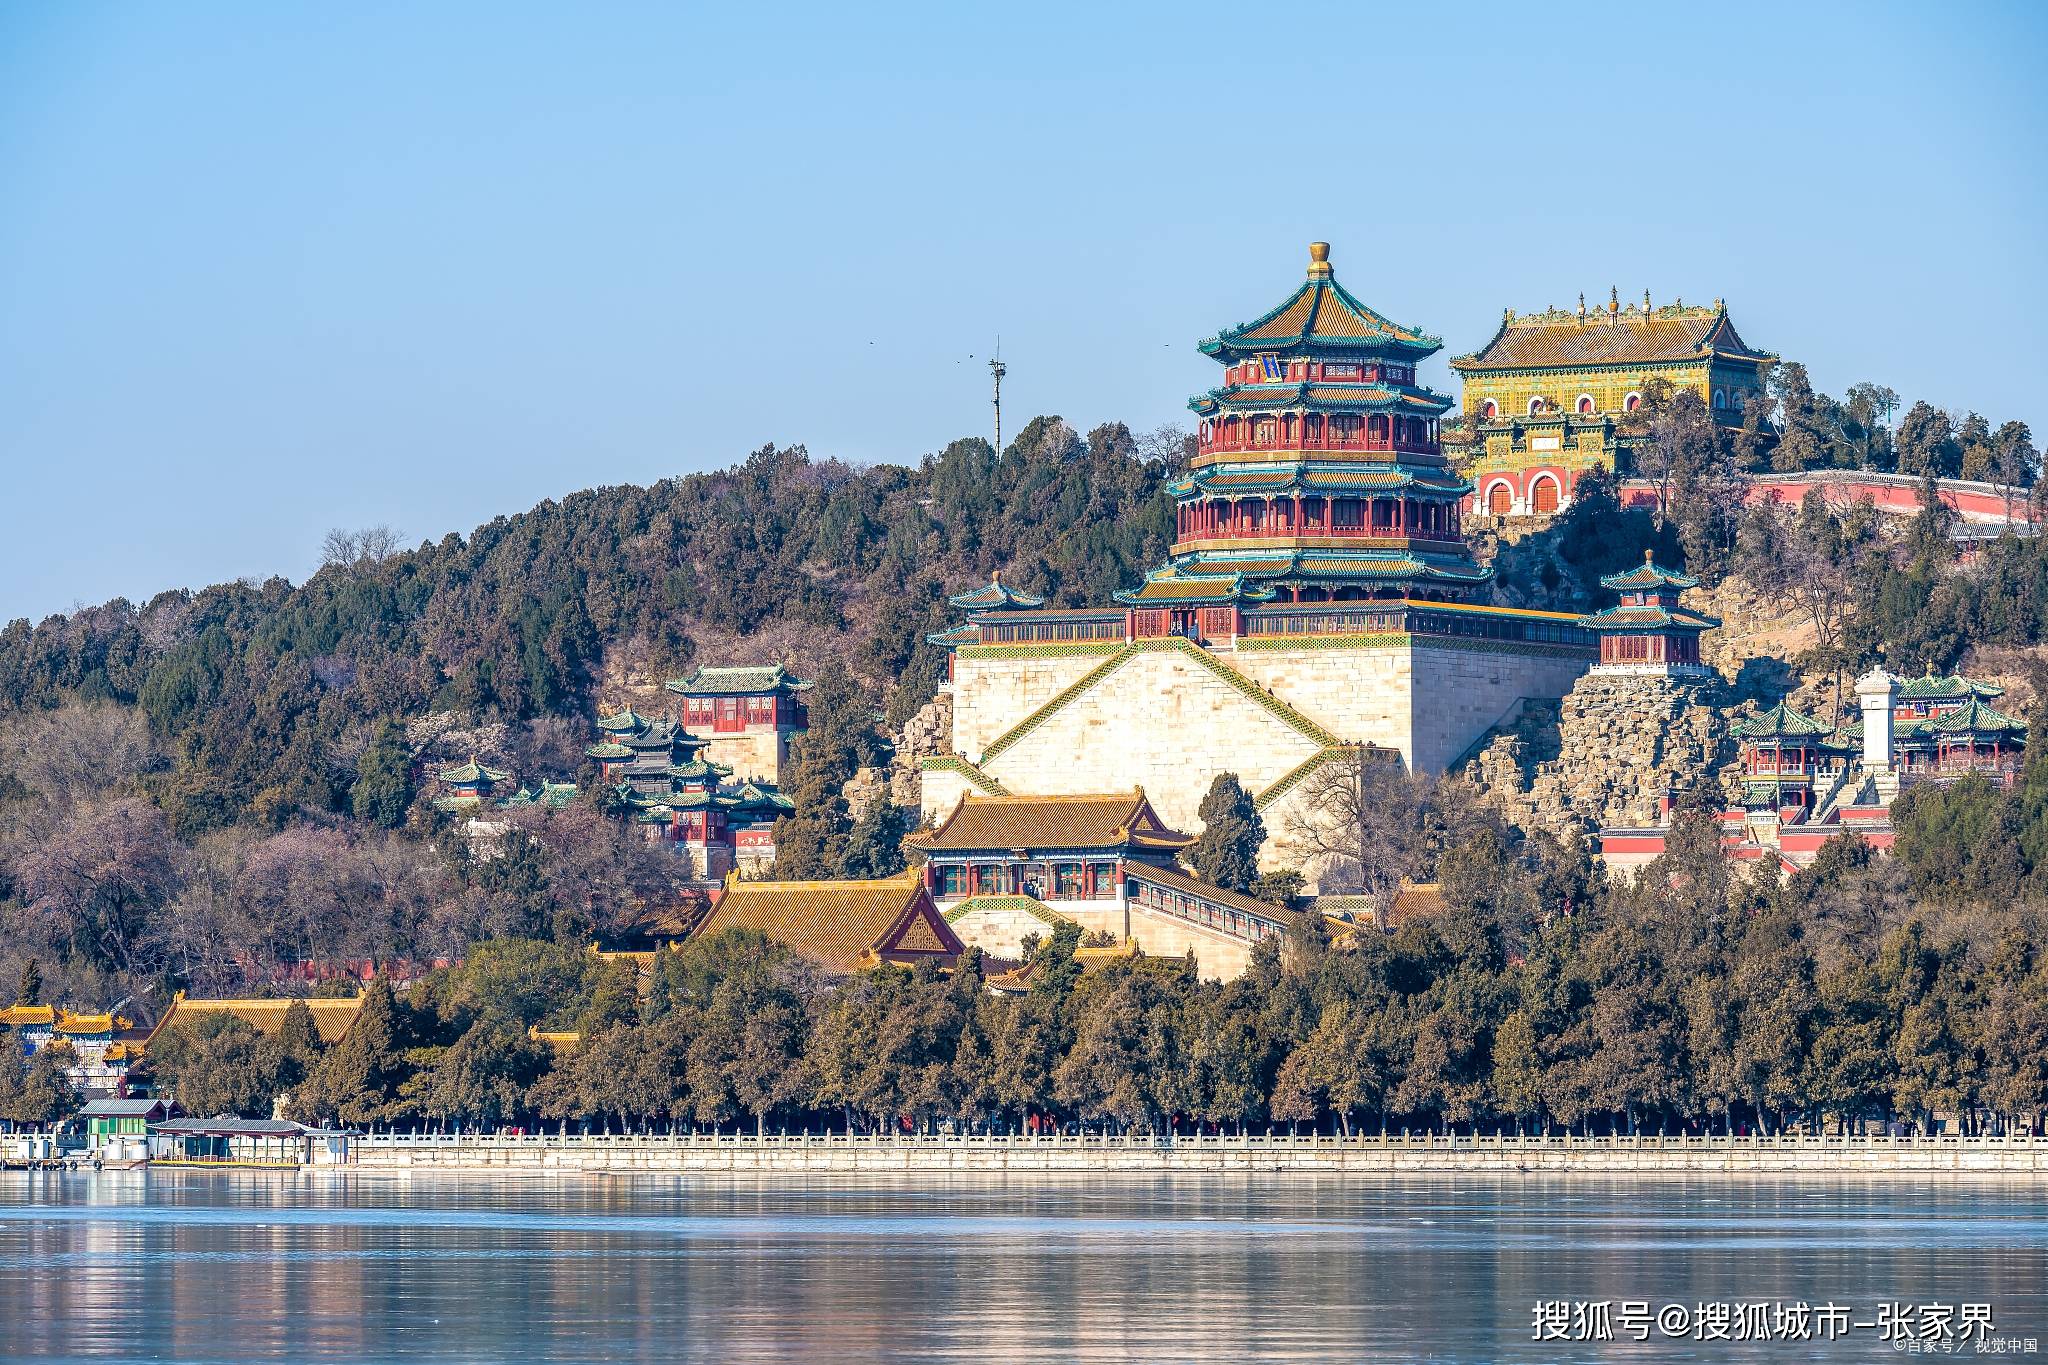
2 1172 2045 1362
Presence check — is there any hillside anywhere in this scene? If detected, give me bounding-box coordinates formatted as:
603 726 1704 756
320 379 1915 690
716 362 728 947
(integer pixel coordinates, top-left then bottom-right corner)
5 376 2048 1023
0 419 1178 837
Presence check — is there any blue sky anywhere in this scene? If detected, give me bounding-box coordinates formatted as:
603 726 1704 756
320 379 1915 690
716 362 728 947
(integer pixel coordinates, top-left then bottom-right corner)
2 1 2044 624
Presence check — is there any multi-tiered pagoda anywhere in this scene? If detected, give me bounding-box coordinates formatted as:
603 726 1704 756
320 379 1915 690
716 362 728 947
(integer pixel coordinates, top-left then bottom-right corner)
1129 241 1487 618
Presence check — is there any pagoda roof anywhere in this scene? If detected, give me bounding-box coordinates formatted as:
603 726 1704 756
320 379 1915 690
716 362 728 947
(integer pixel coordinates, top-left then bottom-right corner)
1113 567 1278 605
595 708 653 734
727 781 796 814
53 1010 126 1037
1164 546 1491 587
1200 243 1442 360
694 871 961 975
585 742 633 760
1451 297 1775 371
623 723 704 751
1167 462 1470 499
0 1004 55 1029
1188 381 1452 418
1292 551 1493 583
948 573 1045 611
1573 603 1721 632
1928 697 2027 736
1734 701 1834 740
437 758 509 785
924 621 985 648
501 780 580 810
1600 552 1699 591
1175 554 1302 578
907 790 1193 855
665 664 811 697
1897 669 2005 702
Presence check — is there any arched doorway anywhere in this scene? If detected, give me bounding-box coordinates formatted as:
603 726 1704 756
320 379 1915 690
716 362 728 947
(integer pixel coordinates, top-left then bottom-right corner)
1530 476 1560 515
1486 482 1512 517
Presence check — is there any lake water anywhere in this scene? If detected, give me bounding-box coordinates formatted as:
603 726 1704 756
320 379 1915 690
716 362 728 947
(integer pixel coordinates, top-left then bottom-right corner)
2 1173 2045 1362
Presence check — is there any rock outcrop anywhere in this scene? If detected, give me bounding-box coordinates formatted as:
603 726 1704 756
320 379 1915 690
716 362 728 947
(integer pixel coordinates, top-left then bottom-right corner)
847 691 954 816
1465 673 1735 840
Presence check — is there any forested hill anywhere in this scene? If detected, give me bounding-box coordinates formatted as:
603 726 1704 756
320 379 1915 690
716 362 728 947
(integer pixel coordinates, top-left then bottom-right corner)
0 418 1179 835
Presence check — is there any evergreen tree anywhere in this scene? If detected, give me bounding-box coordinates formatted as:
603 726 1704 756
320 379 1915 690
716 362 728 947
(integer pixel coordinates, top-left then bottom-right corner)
290 976 414 1127
15 958 40 1006
260 998 326 1101
770 661 878 878
1189 773 1263 895
146 1015 278 1117
1894 401 1960 480
350 719 414 829
841 798 912 879
4 1042 82 1126
0 1038 26 1124
423 1013 549 1129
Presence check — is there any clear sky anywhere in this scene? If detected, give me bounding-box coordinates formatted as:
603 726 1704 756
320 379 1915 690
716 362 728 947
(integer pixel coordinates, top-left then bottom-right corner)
2 1 2044 624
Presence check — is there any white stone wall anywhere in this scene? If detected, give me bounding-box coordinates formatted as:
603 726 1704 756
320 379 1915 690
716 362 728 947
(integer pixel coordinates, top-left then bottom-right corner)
943 892 1259 981
1223 645 1414 752
919 766 984 825
940 635 1590 864
347 1133 2048 1175
701 728 790 785
944 904 1065 960
1407 644 1590 774
975 648 1325 833
950 650 1111 761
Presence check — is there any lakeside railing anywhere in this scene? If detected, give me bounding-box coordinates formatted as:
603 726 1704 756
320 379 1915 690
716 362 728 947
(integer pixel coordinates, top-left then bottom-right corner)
344 1131 2048 1152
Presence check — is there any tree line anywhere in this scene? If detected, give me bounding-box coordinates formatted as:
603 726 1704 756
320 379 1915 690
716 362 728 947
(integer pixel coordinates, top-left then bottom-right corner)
116 773 2048 1138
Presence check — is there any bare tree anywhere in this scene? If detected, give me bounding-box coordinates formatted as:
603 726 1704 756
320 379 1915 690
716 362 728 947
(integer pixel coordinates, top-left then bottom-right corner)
1280 748 1430 930
1136 424 1195 471
320 524 405 573
1739 491 1876 720
10 798 188 973
0 703 161 808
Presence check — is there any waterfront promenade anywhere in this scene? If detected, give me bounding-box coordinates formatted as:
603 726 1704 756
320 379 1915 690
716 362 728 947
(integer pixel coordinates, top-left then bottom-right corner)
341 1131 2048 1176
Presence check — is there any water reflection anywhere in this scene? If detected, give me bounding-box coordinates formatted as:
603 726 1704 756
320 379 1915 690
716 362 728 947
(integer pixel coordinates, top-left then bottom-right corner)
1 1173 2043 1361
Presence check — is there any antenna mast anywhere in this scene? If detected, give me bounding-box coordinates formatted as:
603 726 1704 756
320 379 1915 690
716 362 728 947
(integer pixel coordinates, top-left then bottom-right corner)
990 339 1006 460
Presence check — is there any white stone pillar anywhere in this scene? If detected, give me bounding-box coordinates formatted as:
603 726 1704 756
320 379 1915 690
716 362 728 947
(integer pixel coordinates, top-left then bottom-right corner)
1855 668 1898 772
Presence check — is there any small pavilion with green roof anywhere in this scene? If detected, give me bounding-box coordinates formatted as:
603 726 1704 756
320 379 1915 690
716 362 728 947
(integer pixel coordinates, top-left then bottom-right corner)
432 757 511 811
1733 701 1851 812
1575 551 1720 676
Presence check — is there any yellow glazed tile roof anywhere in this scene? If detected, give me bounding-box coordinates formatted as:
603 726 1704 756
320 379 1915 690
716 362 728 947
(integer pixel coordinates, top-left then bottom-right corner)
145 995 366 1050
909 791 1193 855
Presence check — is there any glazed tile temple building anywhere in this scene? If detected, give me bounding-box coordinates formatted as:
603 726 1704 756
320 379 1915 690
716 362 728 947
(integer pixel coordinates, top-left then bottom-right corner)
1449 291 1776 517
694 871 964 975
911 791 1297 981
922 244 1597 864
1577 554 1721 676
1601 666 2029 879
665 664 810 784
588 709 793 878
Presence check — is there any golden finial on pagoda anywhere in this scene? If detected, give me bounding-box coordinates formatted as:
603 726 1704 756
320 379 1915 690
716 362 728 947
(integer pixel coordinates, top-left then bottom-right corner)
1609 285 1619 318
1577 293 1586 323
1307 241 1332 278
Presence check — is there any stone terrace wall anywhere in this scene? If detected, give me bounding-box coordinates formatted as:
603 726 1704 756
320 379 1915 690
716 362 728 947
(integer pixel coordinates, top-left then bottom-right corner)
1466 673 1734 840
